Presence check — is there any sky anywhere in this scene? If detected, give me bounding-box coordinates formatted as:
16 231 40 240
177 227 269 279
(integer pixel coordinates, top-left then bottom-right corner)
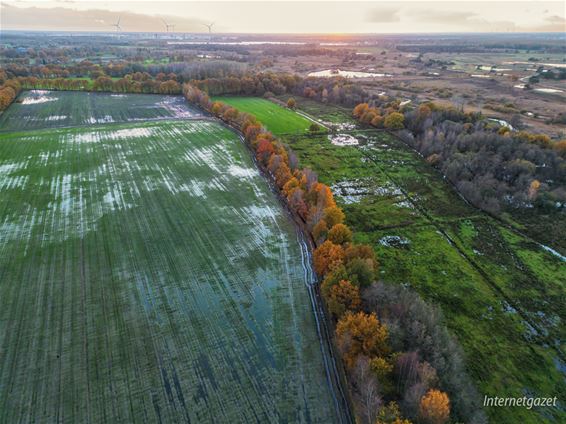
1 0 565 33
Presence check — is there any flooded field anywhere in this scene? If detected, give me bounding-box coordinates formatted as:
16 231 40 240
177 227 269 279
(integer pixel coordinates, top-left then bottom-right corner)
0 90 201 131
307 69 392 78
0 92 347 423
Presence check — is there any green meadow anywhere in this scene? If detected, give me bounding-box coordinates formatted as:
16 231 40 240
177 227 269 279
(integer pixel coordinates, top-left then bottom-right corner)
279 101 566 424
212 96 313 134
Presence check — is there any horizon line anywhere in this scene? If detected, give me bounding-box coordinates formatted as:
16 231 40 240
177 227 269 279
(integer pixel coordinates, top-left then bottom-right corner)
2 29 565 36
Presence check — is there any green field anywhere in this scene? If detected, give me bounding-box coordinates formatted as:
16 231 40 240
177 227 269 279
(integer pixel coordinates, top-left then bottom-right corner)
0 90 201 132
275 94 356 127
0 93 348 423
212 96 313 134
280 107 566 423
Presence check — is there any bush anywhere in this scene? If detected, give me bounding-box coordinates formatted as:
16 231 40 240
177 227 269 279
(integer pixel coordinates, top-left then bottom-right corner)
309 122 322 132
384 112 405 130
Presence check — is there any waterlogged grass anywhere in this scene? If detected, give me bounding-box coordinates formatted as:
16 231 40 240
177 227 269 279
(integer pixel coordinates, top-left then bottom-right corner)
0 90 201 132
275 94 355 125
281 120 566 423
0 107 345 422
211 96 312 134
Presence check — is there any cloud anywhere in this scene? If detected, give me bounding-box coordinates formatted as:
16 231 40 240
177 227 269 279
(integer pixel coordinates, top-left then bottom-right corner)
1 1 564 34
404 9 478 25
532 14 566 32
0 3 208 32
545 15 566 24
366 7 401 23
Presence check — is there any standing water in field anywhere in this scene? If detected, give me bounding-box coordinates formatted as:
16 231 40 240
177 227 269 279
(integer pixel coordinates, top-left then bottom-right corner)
0 92 349 423
0 90 202 131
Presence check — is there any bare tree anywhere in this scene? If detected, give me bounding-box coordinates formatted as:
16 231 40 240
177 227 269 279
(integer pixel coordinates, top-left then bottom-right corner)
352 356 382 424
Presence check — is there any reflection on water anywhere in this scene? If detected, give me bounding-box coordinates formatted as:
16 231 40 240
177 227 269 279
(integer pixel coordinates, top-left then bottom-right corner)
308 69 392 78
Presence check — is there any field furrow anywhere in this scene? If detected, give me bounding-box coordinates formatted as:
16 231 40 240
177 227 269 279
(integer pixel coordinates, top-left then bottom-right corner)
0 97 346 423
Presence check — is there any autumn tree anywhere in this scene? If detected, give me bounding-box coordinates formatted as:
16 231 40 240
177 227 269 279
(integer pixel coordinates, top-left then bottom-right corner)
327 223 353 245
159 80 181 94
92 76 113 91
353 103 369 119
361 109 378 124
312 219 328 243
554 140 566 153
321 265 350 298
419 390 450 424
223 107 240 122
323 206 345 228
344 244 376 264
0 69 7 85
371 114 384 128
327 280 361 318
375 402 412 424
313 240 345 275
287 97 296 109
243 123 262 142
384 112 405 130
256 139 275 165
336 311 390 368
528 179 541 200
283 177 300 197
211 101 224 116
311 182 336 209
0 86 16 111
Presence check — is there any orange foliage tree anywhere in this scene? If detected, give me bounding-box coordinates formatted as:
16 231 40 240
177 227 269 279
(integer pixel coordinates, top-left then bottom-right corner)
256 139 275 165
323 206 345 228
353 103 369 119
419 389 450 424
313 240 345 275
336 311 390 368
327 280 361 318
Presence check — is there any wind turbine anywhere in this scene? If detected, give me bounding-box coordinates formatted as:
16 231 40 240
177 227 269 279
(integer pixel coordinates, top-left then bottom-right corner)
111 16 122 32
202 22 214 43
162 18 175 32
202 22 214 34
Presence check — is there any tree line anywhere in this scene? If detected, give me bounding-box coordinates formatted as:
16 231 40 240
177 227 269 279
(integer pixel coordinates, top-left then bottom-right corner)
0 70 22 112
4 59 381 108
16 74 181 95
184 83 484 424
2 60 247 85
352 101 566 215
188 72 375 107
